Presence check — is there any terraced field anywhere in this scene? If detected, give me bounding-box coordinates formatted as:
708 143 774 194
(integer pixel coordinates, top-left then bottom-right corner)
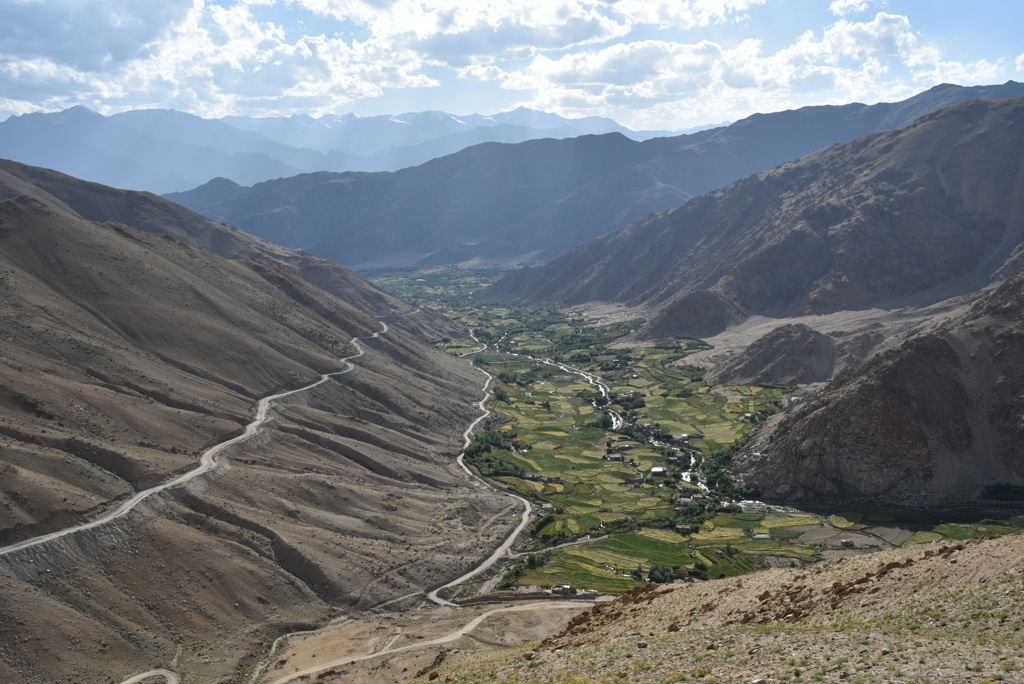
474 355 679 539
369 267 1024 593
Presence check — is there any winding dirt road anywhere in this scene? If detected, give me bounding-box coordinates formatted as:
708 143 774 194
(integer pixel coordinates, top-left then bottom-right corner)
426 367 534 606
116 669 179 684
0 324 389 560
89 323 561 684
263 601 586 684
0 324 389 684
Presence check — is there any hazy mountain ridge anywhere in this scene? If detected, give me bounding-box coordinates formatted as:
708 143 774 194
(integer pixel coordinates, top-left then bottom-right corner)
168 131 661 268
223 106 653 155
0 106 302 193
0 189 514 682
485 97 1024 341
170 82 1024 270
0 105 649 193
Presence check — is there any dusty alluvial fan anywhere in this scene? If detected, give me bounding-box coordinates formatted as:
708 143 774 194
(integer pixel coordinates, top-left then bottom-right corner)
0 190 513 682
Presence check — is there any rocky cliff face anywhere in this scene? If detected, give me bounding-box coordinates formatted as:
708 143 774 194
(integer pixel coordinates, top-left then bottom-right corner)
731 273 1024 505
485 98 1024 340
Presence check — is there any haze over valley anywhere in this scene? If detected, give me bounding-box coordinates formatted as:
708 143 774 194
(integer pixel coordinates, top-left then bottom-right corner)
3 1 1024 682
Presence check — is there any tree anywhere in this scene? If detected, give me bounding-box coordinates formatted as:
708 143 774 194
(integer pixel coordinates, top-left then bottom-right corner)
648 564 675 583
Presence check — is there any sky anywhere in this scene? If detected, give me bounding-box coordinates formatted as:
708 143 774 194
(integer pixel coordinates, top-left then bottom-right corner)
1 0 1022 131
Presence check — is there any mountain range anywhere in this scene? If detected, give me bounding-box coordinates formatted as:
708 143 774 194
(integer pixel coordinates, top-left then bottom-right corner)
4 79 1024 683
0 157 460 341
168 81 1024 270
485 97 1024 337
222 106 668 156
0 105 655 194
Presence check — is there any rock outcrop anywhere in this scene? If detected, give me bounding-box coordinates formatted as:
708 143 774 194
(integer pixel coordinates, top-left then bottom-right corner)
731 272 1024 505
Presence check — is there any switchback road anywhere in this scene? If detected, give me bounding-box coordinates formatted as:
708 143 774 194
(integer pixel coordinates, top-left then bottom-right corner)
426 367 533 606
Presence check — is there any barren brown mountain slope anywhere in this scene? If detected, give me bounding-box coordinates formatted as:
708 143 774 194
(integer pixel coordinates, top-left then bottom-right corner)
439 533 1024 683
0 157 462 341
485 98 1024 341
0 196 514 683
729 271 1024 506
705 323 836 386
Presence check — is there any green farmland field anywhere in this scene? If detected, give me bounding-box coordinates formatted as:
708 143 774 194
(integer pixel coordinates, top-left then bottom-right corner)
369 266 1024 593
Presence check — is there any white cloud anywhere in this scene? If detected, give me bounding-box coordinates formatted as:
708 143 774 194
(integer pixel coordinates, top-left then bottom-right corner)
908 58 1004 86
336 1 631 71
0 0 442 118
293 0 766 65
775 13 911 66
471 11 981 128
828 0 872 16
602 0 767 30
0 0 775 119
0 1 1019 129
0 0 193 70
517 40 722 92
